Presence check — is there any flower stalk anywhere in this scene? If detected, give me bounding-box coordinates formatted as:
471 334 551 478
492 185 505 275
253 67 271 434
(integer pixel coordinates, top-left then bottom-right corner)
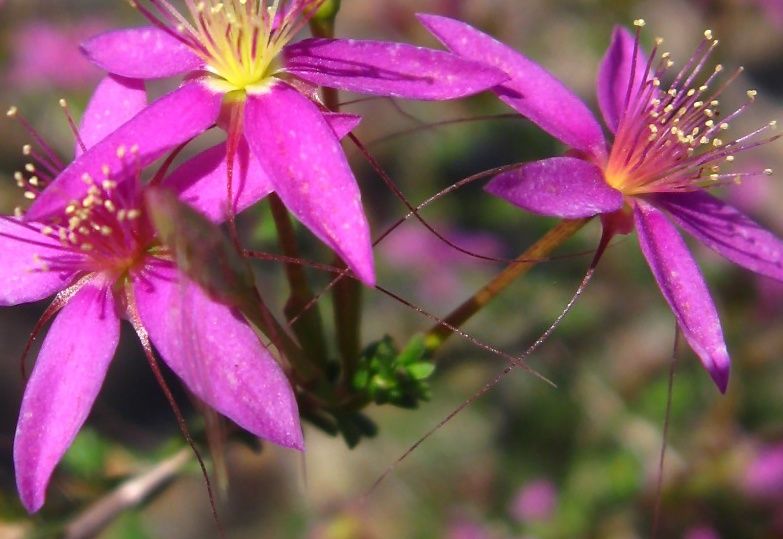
268 193 329 369
306 0 364 379
424 218 591 352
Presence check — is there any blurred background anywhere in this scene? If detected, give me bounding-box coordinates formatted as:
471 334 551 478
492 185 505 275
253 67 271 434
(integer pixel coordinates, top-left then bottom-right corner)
1 0 782 537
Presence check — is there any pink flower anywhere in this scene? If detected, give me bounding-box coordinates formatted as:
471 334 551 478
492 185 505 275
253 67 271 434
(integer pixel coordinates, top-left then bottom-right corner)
5 20 106 90
508 478 557 522
419 15 783 392
744 441 783 500
26 0 507 286
4 79 301 513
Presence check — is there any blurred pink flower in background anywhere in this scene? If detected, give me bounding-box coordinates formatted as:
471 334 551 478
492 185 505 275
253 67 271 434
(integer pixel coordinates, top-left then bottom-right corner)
5 20 106 90
381 223 502 304
744 441 783 500
684 526 721 539
752 0 783 26
508 478 558 523
446 513 493 539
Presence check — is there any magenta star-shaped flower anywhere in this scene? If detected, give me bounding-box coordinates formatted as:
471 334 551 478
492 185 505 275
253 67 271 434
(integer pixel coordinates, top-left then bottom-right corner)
419 14 783 392
24 0 508 286
3 82 301 513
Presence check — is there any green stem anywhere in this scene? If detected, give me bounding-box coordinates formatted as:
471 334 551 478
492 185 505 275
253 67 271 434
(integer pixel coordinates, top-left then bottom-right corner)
268 194 329 367
309 0 341 41
243 287 321 384
309 3 363 379
424 218 591 353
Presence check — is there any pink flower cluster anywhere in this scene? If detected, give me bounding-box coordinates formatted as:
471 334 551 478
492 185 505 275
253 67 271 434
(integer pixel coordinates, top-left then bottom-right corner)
2 0 780 516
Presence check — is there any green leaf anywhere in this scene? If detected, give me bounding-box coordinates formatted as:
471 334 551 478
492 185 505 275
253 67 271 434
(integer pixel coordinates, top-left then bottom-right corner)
406 361 436 380
398 334 428 365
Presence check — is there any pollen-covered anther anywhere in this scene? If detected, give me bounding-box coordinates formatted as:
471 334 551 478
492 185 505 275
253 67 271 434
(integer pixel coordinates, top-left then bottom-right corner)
133 0 325 91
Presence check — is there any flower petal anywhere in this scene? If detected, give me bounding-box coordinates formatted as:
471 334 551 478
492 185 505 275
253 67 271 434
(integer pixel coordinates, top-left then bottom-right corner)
485 157 623 218
654 191 783 281
0 217 81 306
77 74 147 156
163 137 273 223
633 200 730 392
417 13 606 159
324 112 362 139
284 37 508 100
14 279 119 512
597 26 649 133
26 82 222 222
80 27 203 79
133 262 303 450
244 83 375 285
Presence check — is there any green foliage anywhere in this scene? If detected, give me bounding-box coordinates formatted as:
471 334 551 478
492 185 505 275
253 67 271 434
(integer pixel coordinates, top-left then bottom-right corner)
61 428 109 479
353 335 435 409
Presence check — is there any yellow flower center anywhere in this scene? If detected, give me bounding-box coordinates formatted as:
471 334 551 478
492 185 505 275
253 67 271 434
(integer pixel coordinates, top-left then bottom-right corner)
179 0 317 93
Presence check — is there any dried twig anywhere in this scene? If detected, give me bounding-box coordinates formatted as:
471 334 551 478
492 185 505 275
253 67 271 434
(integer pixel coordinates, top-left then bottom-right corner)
64 448 192 539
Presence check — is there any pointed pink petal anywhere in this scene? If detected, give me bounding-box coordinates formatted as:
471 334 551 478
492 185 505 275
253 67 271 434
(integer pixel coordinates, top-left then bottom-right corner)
81 27 203 79
14 279 119 512
597 26 649 133
244 83 375 285
417 13 606 159
634 200 730 392
285 38 508 100
26 82 222 222
133 262 303 450
163 137 273 223
77 75 147 156
654 191 783 281
485 157 623 218
0 217 81 306
324 112 362 139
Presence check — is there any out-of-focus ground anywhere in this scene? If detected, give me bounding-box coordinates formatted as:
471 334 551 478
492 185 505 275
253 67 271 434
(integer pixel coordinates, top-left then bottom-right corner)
0 1 782 538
